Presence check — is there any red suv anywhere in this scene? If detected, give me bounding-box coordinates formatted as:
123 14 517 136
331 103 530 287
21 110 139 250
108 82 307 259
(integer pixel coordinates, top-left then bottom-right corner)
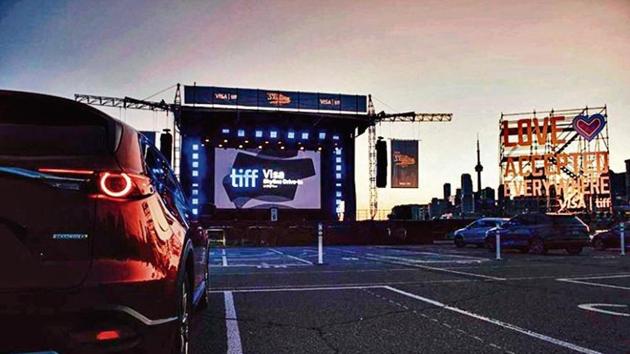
0 90 210 353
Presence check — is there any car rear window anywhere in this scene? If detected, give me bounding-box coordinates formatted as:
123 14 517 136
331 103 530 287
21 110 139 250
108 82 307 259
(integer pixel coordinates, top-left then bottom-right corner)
0 92 115 156
0 124 108 156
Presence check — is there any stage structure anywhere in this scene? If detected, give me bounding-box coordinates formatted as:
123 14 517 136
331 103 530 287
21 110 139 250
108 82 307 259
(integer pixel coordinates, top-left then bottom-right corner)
499 106 611 214
179 85 370 221
76 83 453 223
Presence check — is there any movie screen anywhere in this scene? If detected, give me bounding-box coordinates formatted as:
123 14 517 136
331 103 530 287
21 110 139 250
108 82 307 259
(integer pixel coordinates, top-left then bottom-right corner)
214 148 321 209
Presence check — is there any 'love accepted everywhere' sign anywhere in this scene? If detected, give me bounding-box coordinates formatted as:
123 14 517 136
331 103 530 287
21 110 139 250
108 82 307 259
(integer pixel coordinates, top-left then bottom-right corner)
500 109 610 212
572 113 606 141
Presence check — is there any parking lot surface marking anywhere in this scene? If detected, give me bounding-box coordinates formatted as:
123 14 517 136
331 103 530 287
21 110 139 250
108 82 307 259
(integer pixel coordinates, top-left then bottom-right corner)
361 252 506 281
557 274 630 291
223 291 243 354
578 303 630 317
383 286 602 354
268 248 314 265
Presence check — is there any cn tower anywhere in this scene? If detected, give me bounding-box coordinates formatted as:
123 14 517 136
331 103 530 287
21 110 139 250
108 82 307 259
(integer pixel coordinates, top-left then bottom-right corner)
474 135 483 193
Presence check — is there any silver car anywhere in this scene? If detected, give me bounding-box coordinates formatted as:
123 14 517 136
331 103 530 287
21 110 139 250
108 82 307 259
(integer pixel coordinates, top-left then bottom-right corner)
454 217 509 248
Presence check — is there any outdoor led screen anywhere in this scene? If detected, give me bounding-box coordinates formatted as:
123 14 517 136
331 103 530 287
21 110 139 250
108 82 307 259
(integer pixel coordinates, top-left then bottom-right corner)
214 148 321 209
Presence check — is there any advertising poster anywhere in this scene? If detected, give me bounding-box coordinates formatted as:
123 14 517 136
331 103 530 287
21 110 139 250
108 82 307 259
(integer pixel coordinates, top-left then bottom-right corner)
391 140 419 188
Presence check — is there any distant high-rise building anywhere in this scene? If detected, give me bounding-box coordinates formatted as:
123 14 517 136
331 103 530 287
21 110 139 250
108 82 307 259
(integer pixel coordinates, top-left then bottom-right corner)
497 184 505 210
483 187 495 202
443 183 451 200
455 188 462 208
461 173 474 214
429 197 442 218
626 159 630 203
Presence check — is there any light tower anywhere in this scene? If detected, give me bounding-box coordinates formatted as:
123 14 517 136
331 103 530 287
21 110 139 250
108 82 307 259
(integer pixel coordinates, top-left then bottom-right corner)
474 134 483 193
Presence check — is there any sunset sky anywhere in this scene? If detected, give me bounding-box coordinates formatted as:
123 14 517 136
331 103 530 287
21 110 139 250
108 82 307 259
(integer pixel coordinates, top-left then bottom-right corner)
2 0 629 213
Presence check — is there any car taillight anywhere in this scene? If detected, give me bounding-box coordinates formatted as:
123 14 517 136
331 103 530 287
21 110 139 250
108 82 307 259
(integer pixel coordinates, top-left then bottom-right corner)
98 172 153 199
39 168 95 175
38 168 153 199
99 172 133 197
96 329 121 341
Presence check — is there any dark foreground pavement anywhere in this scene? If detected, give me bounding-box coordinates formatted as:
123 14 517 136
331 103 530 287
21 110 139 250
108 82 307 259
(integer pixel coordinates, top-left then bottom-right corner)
191 244 630 354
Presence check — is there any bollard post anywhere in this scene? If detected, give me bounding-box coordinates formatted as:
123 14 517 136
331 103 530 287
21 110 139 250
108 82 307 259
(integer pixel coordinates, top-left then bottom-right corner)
496 233 501 261
621 223 626 256
318 222 324 265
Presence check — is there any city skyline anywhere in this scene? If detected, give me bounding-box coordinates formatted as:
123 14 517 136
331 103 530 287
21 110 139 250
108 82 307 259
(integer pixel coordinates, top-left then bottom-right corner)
2 0 629 211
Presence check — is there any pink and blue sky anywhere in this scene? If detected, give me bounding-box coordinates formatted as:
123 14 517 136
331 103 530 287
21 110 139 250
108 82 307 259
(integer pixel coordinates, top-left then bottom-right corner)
1 0 629 212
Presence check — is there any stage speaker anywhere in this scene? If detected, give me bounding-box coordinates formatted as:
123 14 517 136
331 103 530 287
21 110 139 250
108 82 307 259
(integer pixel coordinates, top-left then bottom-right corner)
160 129 173 164
376 138 387 188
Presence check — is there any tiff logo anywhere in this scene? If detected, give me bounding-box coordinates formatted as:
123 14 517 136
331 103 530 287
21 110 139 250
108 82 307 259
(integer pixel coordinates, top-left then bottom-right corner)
230 168 259 188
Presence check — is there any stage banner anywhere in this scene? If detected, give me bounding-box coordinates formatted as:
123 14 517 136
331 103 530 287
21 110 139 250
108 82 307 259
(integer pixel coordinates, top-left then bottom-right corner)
184 85 367 114
391 140 418 188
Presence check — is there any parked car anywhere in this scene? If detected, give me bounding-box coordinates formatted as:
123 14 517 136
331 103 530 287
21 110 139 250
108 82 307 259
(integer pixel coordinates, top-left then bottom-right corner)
453 217 508 247
484 213 589 255
0 90 209 353
591 222 629 250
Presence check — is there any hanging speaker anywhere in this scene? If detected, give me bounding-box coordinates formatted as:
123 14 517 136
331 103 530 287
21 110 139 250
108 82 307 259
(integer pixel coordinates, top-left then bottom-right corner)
160 129 173 165
376 138 387 188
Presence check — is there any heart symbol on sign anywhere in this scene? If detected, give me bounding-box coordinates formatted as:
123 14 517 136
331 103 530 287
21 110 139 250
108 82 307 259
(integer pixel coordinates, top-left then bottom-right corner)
572 114 606 141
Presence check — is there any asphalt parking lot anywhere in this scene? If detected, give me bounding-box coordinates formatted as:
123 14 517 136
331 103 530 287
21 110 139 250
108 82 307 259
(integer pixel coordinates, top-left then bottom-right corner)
192 243 630 354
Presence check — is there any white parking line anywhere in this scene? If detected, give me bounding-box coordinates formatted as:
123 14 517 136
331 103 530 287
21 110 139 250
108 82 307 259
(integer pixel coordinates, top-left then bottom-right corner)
224 291 243 354
217 285 384 293
383 286 602 354
578 303 630 317
211 263 310 268
268 248 314 265
372 247 489 261
222 248 228 267
209 280 478 293
364 254 505 281
557 274 630 291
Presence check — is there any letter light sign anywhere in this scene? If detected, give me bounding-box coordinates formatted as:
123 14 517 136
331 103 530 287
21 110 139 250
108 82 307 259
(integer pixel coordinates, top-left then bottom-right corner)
499 106 611 214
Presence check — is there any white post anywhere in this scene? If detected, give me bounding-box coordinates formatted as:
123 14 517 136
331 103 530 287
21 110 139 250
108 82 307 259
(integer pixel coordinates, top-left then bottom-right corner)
317 222 324 265
495 233 501 260
621 223 626 256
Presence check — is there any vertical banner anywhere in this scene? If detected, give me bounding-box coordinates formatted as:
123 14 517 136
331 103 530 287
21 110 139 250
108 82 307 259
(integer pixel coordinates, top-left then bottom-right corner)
391 140 419 188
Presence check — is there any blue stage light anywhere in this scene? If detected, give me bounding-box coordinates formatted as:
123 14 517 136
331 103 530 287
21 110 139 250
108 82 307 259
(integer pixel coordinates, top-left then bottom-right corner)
192 189 199 195
335 183 342 187
319 132 326 139
192 161 199 168
288 131 295 139
192 170 199 177
192 144 199 151
192 153 199 160
237 129 245 137
335 157 341 163
192 208 198 215
336 173 342 179
301 132 309 139
222 128 230 134
192 198 199 205
270 131 278 138
333 135 340 140
255 130 263 138
336 191 342 197
336 165 342 171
